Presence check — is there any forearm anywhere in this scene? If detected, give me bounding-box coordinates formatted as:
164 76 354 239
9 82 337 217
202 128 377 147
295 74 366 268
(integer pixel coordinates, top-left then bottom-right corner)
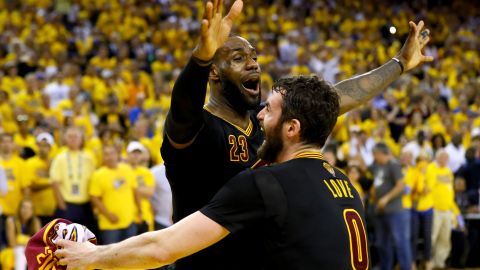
91 230 171 269
52 182 66 208
58 212 229 269
90 196 111 217
6 219 16 247
335 59 402 114
134 190 142 214
165 57 211 144
136 186 155 198
31 183 51 192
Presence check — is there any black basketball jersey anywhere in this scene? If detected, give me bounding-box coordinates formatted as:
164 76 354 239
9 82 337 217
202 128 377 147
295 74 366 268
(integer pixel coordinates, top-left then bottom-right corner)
201 153 369 270
161 108 264 270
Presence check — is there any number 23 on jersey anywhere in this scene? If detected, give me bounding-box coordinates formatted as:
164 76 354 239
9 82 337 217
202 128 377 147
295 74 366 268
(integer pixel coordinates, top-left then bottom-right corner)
228 135 249 162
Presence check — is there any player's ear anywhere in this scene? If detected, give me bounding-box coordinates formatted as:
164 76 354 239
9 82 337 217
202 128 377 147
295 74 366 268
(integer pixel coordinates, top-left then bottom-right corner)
286 119 301 139
209 64 220 81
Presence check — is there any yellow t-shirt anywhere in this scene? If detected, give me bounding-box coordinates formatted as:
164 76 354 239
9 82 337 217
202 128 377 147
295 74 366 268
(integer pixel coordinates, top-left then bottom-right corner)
85 137 104 167
453 112 469 130
402 166 416 209
13 134 37 153
0 155 27 215
25 157 56 216
138 137 163 164
352 181 364 201
89 164 137 230
1 76 26 96
49 150 96 204
132 166 155 229
38 106 63 128
427 162 455 211
89 56 116 70
150 134 164 165
14 91 42 114
413 161 434 212
404 125 421 141
0 102 16 133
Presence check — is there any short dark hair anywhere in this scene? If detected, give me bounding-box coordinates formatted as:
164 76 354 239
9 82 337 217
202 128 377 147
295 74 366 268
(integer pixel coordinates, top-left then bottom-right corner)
273 75 339 148
373 142 390 154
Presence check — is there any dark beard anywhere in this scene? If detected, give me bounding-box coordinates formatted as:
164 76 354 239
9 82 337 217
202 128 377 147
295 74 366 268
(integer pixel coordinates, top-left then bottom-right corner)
221 80 260 113
257 122 283 163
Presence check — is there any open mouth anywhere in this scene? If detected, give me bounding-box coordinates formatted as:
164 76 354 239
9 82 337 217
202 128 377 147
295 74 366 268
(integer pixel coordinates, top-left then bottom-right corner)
241 78 260 95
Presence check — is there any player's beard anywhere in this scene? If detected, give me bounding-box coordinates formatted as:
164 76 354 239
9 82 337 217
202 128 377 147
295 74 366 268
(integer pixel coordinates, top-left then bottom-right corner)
221 79 260 113
257 121 284 164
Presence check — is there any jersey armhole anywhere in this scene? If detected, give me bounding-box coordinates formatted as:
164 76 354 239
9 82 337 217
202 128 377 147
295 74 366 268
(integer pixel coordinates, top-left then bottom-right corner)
252 169 287 227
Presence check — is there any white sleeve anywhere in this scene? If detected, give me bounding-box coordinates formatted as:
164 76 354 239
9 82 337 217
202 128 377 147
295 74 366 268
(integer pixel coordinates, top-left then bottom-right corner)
0 167 7 195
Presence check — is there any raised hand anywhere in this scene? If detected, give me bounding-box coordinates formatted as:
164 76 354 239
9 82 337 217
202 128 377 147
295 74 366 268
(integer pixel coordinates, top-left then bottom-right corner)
396 20 434 72
192 0 244 61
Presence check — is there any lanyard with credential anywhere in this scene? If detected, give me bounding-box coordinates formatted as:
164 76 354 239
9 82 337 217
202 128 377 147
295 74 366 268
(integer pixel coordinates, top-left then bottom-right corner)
67 151 82 196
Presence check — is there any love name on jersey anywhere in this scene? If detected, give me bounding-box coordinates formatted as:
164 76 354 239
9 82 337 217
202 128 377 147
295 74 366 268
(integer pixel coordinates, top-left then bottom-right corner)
323 179 355 199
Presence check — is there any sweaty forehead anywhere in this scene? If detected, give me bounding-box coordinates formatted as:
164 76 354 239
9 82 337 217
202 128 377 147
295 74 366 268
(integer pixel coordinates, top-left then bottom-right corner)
219 36 255 54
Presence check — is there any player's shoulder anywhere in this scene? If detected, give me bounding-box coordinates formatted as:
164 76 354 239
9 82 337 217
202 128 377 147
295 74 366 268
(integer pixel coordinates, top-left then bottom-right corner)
202 108 226 128
332 166 349 181
232 167 257 181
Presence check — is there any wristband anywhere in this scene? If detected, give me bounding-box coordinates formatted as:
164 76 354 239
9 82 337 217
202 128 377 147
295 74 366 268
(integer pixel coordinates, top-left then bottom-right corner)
392 57 404 74
192 56 213 67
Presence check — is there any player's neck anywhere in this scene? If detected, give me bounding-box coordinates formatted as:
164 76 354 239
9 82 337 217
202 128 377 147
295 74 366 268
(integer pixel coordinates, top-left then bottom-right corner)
277 143 322 163
205 101 250 130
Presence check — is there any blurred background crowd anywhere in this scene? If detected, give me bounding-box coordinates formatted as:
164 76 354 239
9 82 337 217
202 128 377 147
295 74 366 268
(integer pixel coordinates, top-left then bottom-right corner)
0 0 478 269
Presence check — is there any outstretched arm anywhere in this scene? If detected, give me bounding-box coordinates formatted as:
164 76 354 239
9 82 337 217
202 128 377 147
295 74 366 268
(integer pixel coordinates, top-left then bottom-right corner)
335 20 433 114
165 0 243 149
56 211 229 270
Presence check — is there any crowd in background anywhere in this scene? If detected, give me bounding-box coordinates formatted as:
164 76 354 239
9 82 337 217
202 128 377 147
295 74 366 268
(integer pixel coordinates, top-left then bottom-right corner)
0 0 478 269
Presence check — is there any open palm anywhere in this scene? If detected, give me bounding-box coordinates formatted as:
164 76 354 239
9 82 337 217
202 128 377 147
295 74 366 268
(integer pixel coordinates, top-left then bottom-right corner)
397 20 434 72
193 0 244 61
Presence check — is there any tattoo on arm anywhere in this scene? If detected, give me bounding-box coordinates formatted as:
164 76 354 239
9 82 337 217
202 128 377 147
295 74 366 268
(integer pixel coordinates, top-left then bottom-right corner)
335 60 402 112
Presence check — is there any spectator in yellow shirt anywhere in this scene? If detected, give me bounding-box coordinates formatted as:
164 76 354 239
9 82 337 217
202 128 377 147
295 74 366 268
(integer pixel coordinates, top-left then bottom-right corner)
410 153 434 270
13 115 37 157
2 66 26 96
98 95 128 138
25 133 56 225
14 73 42 116
0 90 17 133
126 141 155 233
89 145 141 244
0 133 29 217
50 127 97 235
428 149 455 269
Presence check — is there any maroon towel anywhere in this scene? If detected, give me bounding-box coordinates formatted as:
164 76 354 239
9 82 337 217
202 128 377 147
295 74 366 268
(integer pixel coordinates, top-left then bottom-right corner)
25 218 97 270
